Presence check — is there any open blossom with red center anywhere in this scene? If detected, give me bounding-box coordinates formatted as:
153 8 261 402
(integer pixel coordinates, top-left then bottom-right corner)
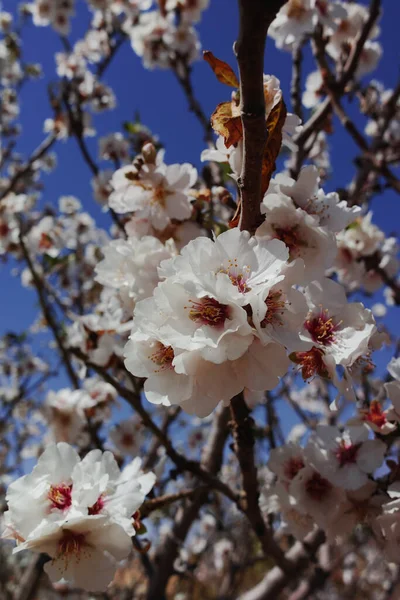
48 484 73 511
305 310 339 346
268 443 306 485
306 425 386 491
302 279 376 371
187 296 230 328
273 225 307 255
149 342 174 372
290 347 330 380
260 290 286 327
88 495 105 516
284 456 305 481
305 471 333 502
57 529 86 561
334 440 361 468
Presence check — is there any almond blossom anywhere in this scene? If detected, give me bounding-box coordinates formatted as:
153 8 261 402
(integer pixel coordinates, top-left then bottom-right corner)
305 424 386 490
108 158 197 230
257 192 337 281
3 443 155 591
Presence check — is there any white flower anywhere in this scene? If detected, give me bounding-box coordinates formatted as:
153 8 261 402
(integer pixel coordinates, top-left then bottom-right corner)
326 2 380 62
289 464 345 527
251 260 310 351
165 0 209 23
201 135 243 179
376 500 400 563
5 443 80 540
302 70 324 109
142 278 254 364
269 0 317 50
45 389 92 444
268 443 305 486
325 481 384 539
130 11 199 69
305 424 386 490
95 236 174 304
355 41 382 79
301 278 376 368
15 515 132 591
125 321 288 417
99 133 130 164
71 451 155 535
271 166 361 232
109 418 144 456
4 443 154 591
264 481 316 540
257 192 337 281
159 228 290 310
109 160 197 230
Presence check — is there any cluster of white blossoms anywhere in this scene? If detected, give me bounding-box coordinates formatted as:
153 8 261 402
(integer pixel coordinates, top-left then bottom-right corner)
44 380 116 444
28 0 75 35
2 443 155 591
271 0 383 115
262 423 386 541
122 217 377 416
109 149 198 230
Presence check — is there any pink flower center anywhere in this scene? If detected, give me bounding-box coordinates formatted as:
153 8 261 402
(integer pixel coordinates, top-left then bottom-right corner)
261 290 286 327
305 310 339 346
121 432 135 447
57 530 86 563
48 484 72 511
149 343 174 372
290 347 329 380
187 296 230 328
273 225 307 256
334 441 361 467
88 495 105 516
284 457 305 480
219 260 251 293
305 472 332 502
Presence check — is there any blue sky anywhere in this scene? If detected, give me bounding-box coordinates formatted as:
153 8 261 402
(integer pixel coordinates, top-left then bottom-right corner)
1 0 399 377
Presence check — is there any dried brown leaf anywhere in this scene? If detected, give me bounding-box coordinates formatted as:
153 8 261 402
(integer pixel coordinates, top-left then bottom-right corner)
203 51 239 88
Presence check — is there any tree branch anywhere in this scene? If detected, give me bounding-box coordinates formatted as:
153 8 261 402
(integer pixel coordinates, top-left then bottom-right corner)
235 0 287 234
230 394 291 570
146 405 231 600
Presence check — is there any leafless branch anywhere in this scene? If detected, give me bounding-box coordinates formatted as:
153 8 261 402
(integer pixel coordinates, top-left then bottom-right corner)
235 0 288 234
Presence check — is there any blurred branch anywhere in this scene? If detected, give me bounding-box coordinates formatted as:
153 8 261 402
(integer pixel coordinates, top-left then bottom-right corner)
230 393 291 570
0 134 57 201
173 61 213 143
237 530 326 600
146 405 231 600
18 227 80 389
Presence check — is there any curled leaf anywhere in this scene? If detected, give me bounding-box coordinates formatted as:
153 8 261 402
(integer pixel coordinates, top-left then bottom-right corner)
211 100 242 148
203 51 239 88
